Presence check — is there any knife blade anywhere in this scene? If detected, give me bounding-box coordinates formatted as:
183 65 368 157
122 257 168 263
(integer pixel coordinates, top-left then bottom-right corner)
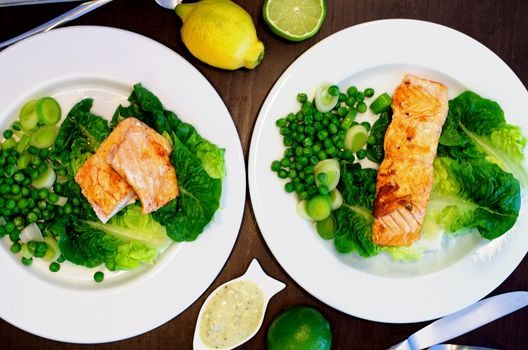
0 0 83 7
0 0 113 49
388 291 528 350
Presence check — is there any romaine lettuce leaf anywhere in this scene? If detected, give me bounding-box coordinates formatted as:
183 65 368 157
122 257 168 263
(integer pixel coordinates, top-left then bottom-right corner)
153 134 222 241
54 206 169 271
426 157 520 240
438 91 528 187
333 164 379 257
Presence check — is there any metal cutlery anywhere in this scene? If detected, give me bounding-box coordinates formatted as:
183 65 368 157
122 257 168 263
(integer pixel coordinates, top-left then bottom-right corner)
389 291 528 350
0 0 112 49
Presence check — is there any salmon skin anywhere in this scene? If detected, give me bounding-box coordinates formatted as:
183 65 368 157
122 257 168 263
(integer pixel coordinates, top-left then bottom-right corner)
372 74 448 246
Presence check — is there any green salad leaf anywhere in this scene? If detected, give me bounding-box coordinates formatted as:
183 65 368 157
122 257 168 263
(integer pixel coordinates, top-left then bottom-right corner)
426 157 520 240
438 91 528 187
51 98 111 177
366 110 391 164
153 135 222 241
54 206 169 271
333 164 379 257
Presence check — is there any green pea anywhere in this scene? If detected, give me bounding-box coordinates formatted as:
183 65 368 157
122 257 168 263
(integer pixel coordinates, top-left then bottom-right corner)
357 149 367 159
294 183 305 193
280 158 291 167
346 96 356 107
284 148 294 158
280 127 290 136
49 262 60 272
13 172 25 183
271 160 281 172
327 85 340 96
275 118 287 127
338 93 347 103
9 230 20 243
309 156 319 165
347 86 358 97
27 212 38 223
21 257 33 266
283 137 293 146
6 199 16 210
356 91 365 101
284 182 294 193
278 169 288 179
10 242 21 254
314 112 323 121
57 255 65 263
3 130 14 139
39 149 49 159
313 121 323 131
337 106 348 117
299 191 309 200
364 88 375 97
297 93 308 103
357 101 367 113
37 241 48 253
286 113 296 123
48 193 59 204
303 137 314 147
318 184 330 195
0 184 10 194
317 130 328 140
27 146 38 155
305 174 315 184
17 199 29 210
328 123 338 135
93 271 105 283
317 151 327 161
360 121 372 131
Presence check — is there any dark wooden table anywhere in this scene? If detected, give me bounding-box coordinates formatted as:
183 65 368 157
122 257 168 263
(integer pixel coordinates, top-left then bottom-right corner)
1 0 527 349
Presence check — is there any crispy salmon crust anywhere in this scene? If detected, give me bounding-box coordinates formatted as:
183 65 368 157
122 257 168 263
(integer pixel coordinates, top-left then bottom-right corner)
108 119 178 214
372 74 448 246
74 153 136 223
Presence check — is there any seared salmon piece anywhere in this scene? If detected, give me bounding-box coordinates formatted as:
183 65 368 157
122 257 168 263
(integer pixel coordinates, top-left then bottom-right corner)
372 74 448 246
108 120 178 214
75 153 136 223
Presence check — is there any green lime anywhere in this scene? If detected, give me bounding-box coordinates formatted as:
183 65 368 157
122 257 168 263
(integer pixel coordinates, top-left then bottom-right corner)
262 0 327 42
267 306 332 350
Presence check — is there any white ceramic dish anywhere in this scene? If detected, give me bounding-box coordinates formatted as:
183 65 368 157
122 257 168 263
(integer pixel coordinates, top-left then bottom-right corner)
193 259 285 350
0 26 246 342
248 19 528 323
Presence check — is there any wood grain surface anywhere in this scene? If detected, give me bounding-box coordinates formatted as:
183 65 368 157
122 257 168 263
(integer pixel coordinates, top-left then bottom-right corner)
1 0 527 349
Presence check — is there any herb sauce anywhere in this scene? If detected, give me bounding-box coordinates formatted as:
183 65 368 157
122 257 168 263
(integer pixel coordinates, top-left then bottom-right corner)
200 280 264 349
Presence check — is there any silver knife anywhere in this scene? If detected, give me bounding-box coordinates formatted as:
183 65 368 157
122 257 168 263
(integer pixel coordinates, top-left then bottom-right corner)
388 291 528 350
0 0 113 49
0 0 83 7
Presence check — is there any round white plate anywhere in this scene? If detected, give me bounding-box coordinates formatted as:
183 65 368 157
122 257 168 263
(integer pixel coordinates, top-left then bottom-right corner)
248 19 528 323
0 26 245 342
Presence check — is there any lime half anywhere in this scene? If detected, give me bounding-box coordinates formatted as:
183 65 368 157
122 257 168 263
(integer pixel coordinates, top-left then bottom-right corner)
263 0 327 42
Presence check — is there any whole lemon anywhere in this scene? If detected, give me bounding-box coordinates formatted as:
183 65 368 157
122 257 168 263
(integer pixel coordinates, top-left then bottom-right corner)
175 0 265 70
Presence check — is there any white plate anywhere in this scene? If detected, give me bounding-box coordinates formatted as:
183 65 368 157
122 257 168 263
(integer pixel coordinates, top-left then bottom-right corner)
248 19 528 323
0 26 245 342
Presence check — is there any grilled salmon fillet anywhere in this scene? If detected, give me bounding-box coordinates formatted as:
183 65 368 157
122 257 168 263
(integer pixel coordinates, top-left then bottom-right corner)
75 153 136 223
372 74 448 246
107 119 178 214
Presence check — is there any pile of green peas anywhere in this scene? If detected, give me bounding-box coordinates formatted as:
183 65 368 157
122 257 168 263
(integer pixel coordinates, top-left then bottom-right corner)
271 84 375 200
0 139 89 272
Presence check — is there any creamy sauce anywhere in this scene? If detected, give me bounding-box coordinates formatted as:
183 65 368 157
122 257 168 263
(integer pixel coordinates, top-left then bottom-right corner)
200 280 264 349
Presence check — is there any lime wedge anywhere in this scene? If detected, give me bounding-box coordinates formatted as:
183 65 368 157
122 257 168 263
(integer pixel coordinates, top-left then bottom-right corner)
262 0 327 42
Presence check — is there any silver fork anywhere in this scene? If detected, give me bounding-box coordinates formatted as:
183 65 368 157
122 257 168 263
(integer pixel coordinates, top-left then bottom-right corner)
0 0 112 49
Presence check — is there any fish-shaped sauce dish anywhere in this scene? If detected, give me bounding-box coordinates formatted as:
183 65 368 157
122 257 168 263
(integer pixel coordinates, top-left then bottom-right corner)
193 259 286 350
